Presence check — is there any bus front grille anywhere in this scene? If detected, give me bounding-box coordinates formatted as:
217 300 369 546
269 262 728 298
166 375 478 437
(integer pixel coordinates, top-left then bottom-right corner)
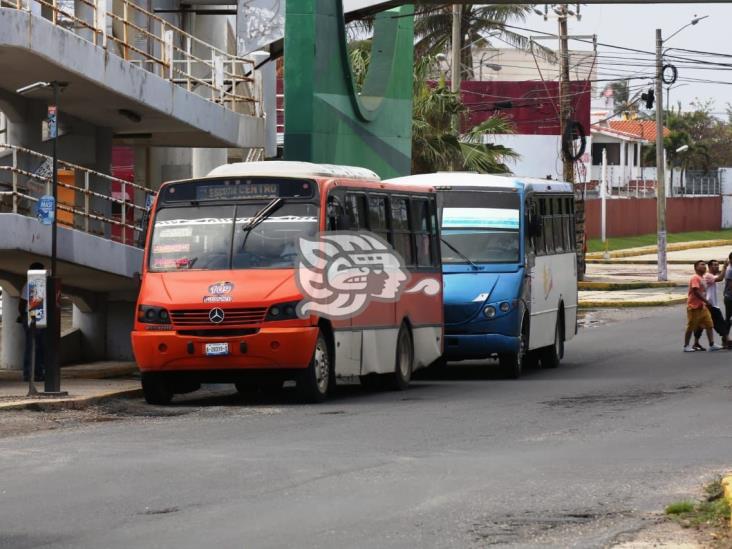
170 308 268 327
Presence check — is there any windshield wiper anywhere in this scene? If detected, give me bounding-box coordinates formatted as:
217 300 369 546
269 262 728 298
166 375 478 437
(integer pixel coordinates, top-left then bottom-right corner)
240 198 284 251
440 237 479 270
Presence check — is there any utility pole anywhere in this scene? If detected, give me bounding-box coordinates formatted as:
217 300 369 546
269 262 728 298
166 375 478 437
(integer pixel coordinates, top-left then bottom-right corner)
655 28 667 281
555 4 585 278
558 5 573 184
451 4 461 130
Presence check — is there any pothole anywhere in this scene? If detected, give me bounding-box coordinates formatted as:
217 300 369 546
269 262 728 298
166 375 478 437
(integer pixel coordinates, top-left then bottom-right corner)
470 510 631 545
543 386 695 410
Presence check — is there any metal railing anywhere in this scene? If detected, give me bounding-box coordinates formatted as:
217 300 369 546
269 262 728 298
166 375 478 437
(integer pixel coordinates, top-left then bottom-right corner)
0 0 261 114
0 144 155 246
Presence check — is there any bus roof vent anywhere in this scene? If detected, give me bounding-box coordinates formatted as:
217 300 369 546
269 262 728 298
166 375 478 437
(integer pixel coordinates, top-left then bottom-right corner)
206 161 380 181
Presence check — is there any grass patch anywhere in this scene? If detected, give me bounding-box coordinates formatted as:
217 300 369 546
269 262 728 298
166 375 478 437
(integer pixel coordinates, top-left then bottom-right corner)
665 478 731 530
587 229 732 253
666 501 695 515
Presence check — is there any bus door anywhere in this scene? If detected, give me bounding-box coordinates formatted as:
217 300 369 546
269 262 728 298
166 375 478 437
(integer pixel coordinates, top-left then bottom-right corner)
326 187 363 378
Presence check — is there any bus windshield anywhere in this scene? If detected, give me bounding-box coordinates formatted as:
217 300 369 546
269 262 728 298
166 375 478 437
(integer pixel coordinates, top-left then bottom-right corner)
149 202 320 271
439 191 520 264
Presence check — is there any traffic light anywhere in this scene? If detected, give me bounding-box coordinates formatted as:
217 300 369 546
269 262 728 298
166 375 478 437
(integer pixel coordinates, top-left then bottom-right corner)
641 89 655 109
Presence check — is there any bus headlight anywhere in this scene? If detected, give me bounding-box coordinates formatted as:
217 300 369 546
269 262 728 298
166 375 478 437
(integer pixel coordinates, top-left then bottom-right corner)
266 301 300 321
138 305 171 324
499 302 511 313
484 306 497 319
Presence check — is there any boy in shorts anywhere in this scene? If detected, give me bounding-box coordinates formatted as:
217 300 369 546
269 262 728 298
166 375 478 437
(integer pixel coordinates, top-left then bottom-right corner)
685 260 723 352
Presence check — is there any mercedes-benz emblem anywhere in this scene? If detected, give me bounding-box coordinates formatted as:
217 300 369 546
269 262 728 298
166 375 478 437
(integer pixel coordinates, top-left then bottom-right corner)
209 308 225 324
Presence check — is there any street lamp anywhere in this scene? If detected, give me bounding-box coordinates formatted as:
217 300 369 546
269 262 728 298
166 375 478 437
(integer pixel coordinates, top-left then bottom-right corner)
654 16 706 281
16 80 68 395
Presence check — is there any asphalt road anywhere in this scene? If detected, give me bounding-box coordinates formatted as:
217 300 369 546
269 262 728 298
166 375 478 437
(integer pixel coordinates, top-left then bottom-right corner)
1 306 731 548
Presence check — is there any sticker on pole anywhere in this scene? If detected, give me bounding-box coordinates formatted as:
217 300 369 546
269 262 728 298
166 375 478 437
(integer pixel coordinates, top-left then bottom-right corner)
47 106 58 139
37 195 55 225
26 270 48 328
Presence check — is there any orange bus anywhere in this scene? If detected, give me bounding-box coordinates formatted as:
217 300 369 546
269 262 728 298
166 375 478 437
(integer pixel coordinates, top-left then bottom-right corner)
132 162 443 404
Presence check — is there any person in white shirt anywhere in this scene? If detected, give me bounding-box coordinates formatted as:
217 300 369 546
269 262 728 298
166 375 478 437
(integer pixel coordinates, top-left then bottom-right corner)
698 259 729 349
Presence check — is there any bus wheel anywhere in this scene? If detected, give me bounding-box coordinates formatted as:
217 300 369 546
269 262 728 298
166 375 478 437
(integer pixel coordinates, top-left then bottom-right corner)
541 315 564 369
141 373 173 405
296 331 332 403
499 318 527 379
390 323 413 390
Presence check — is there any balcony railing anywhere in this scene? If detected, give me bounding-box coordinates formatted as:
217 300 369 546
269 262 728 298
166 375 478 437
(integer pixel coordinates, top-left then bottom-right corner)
0 0 261 115
0 144 155 247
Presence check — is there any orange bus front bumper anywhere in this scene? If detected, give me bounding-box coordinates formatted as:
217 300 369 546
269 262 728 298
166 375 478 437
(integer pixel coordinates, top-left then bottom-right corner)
131 327 319 372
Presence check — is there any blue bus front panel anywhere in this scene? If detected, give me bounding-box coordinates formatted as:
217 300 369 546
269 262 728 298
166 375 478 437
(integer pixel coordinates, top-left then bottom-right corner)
442 266 526 360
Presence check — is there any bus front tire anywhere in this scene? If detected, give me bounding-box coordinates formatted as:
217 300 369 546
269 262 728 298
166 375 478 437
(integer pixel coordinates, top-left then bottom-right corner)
541 315 564 369
499 317 528 379
141 373 173 405
296 331 332 403
390 323 413 390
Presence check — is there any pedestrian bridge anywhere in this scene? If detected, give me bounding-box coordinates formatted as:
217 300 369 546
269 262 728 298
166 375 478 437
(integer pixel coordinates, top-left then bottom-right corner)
0 144 149 370
0 1 264 148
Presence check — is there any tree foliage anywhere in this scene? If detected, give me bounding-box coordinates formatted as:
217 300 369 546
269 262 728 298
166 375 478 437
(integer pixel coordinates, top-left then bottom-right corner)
414 5 553 81
411 55 518 174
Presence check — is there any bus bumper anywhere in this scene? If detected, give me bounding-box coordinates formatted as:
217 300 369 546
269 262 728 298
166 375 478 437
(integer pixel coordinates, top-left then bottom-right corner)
131 327 319 372
443 333 520 360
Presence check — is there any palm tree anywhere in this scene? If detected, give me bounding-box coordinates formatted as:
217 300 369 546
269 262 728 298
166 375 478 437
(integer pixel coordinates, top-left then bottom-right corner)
412 55 518 173
414 5 553 81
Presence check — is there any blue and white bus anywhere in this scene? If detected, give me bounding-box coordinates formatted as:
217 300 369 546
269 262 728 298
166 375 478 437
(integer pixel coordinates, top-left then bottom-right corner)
386 173 578 378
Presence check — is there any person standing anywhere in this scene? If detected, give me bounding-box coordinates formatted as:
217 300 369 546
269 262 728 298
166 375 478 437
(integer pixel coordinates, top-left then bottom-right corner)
684 260 723 352
701 259 730 349
17 262 46 382
724 252 732 327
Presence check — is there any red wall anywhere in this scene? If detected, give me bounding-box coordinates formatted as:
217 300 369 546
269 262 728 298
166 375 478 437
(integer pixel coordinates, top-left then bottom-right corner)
584 197 722 239
460 81 591 136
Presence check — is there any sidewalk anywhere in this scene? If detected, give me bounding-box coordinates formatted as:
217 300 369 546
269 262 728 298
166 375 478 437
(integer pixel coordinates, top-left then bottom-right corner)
0 362 140 411
579 239 731 308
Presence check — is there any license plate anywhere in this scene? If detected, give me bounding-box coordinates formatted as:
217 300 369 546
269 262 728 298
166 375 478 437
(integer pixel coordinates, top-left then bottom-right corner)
205 343 229 356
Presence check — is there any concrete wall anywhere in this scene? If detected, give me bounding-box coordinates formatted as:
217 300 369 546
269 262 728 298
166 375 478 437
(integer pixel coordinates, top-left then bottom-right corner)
494 134 563 180
585 196 722 239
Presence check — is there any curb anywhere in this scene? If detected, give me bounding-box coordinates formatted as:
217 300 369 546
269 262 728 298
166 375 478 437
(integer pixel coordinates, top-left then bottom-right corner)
0 388 142 412
586 238 732 260
587 258 726 265
579 296 686 309
579 281 681 291
722 475 732 528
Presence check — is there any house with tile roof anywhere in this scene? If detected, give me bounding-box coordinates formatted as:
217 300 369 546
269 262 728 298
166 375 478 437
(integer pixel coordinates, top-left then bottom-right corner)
585 118 670 195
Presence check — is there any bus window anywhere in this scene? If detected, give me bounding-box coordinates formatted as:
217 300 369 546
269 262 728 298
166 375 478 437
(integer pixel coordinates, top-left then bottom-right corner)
232 202 320 269
411 198 432 267
541 199 554 255
345 193 368 230
390 196 414 265
149 205 235 271
553 198 564 253
367 194 390 243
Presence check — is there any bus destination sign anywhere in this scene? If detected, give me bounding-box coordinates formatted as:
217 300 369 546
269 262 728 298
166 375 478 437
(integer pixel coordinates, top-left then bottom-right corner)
196 182 280 201
160 178 316 205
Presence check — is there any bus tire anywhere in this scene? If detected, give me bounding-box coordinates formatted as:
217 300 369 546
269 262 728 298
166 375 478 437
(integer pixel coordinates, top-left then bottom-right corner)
390 323 413 391
296 331 332 403
141 373 173 405
541 313 564 369
499 317 527 379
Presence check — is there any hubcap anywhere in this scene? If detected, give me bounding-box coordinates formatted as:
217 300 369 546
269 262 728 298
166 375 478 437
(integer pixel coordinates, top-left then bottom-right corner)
314 341 329 394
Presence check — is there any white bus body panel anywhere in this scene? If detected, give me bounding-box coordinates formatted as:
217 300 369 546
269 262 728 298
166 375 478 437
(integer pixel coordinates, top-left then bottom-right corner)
529 252 578 350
